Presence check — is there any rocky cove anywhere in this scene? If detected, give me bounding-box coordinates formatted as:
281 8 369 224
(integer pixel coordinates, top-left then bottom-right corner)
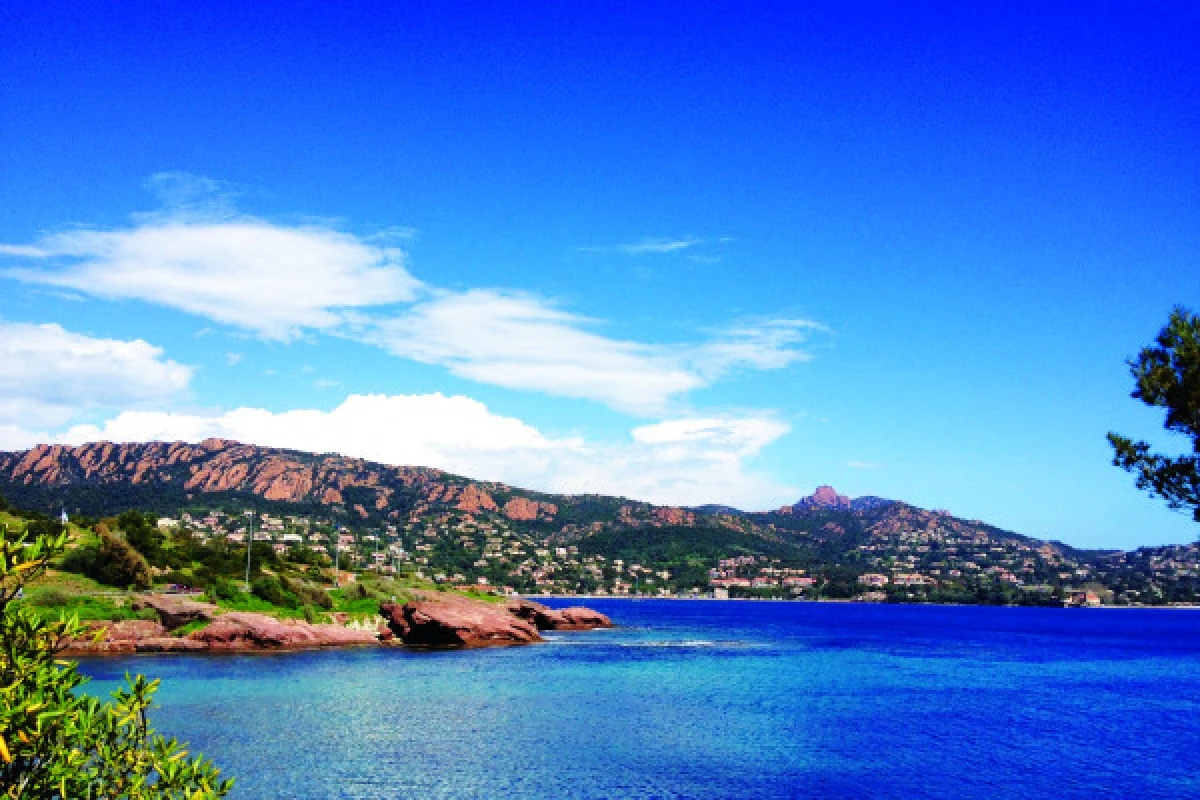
63 593 613 656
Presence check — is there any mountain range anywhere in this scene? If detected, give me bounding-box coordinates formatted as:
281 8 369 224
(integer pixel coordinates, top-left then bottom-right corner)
2 439 1196 604
0 441 919 548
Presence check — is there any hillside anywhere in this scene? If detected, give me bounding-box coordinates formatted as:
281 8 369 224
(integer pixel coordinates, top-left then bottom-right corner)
2 439 1196 604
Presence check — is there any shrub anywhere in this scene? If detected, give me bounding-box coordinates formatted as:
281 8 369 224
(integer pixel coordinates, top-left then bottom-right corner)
250 576 297 608
1 521 233 797
29 588 72 608
95 530 153 589
206 578 243 603
23 516 64 540
280 575 333 609
59 532 152 589
342 582 378 602
60 541 100 576
302 604 330 624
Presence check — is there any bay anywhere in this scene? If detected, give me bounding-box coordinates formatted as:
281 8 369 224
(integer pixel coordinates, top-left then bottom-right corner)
77 600 1200 799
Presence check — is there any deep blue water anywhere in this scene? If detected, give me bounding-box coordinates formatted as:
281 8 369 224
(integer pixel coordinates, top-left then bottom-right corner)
77 600 1200 799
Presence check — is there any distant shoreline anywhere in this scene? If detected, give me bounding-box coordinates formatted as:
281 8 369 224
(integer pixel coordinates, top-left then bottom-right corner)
528 594 1200 609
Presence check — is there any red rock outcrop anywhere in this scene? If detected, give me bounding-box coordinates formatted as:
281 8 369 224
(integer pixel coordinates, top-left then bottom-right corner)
556 607 613 630
187 612 380 651
62 612 379 654
506 599 612 631
783 485 852 513
502 497 557 521
62 595 612 656
135 637 209 653
453 484 498 514
652 507 696 526
62 619 168 655
505 598 565 629
380 596 541 648
132 594 218 629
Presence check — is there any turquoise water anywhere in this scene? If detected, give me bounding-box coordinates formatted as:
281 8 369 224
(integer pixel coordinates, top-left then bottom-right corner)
77 600 1200 799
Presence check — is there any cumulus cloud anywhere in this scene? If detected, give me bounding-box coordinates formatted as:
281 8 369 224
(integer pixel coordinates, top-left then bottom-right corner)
0 322 193 440
4 221 420 340
54 394 794 509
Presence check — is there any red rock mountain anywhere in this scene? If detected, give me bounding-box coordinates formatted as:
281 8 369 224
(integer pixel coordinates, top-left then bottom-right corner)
0 439 561 523
778 485 895 514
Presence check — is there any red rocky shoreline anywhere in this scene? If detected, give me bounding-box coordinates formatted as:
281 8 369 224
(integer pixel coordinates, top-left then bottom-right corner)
63 593 612 656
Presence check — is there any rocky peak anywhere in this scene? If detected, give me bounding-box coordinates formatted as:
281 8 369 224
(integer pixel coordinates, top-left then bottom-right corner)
778 486 895 514
783 485 852 512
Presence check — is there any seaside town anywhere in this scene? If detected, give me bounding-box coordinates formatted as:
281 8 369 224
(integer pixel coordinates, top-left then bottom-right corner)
158 506 677 598
154 495 1200 607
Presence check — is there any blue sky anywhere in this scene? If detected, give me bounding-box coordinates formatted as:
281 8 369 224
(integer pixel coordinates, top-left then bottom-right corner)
0 2 1196 549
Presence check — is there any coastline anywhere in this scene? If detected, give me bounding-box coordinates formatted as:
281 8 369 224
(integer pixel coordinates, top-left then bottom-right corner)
62 593 614 657
529 593 1200 609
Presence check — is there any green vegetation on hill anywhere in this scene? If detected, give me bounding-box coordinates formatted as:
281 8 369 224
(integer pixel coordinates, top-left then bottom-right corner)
3 435 1199 606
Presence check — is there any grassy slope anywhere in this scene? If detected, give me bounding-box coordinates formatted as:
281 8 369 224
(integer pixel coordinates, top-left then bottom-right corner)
6 507 499 625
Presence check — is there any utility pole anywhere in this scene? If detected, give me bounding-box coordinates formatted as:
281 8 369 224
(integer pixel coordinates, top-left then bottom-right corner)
243 509 254 592
333 535 340 588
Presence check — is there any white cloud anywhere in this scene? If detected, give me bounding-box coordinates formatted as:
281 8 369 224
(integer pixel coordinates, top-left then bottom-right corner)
4 221 421 340
0 322 193 438
360 290 702 414
690 319 823 380
135 172 239 222
577 236 704 255
359 290 818 415
0 424 50 451
0 183 818 413
60 394 560 464
632 417 792 453
54 394 794 509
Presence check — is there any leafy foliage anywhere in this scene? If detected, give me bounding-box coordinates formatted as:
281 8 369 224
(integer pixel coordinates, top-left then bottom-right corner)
61 524 154 589
250 576 293 608
0 520 233 798
1109 307 1200 521
118 510 168 567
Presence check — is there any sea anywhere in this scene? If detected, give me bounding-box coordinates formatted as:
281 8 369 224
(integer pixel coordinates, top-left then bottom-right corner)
76 599 1200 799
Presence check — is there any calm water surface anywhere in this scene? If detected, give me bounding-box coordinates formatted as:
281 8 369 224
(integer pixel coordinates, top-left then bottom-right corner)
77 600 1200 799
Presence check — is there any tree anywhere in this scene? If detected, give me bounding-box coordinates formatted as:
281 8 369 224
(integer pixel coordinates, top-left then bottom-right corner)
0 520 233 798
1108 307 1200 521
60 524 154 590
118 511 166 566
95 528 154 589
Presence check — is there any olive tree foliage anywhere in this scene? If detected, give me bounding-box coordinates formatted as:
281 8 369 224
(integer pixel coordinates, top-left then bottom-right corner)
0 522 233 798
1108 307 1200 522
